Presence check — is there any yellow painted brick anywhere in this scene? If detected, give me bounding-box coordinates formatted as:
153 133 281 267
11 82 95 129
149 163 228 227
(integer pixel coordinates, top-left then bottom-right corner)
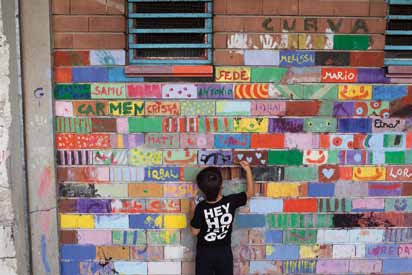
338 85 372 100
266 182 300 198
60 214 94 229
300 245 320 259
353 167 386 181
164 214 187 229
233 118 269 133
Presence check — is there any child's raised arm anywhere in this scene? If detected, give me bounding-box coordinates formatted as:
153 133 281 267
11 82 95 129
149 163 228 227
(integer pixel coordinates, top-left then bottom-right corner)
239 161 254 199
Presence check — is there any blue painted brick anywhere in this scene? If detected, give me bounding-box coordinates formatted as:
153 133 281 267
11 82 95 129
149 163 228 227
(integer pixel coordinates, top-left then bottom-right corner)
108 67 144 82
366 244 400 258
383 259 412 273
264 230 283 243
129 214 162 229
60 245 96 260
338 118 371 133
60 261 79 275
372 85 407 100
250 198 283 213
266 245 299 260
235 214 265 228
72 67 109 82
308 183 335 197
95 215 129 229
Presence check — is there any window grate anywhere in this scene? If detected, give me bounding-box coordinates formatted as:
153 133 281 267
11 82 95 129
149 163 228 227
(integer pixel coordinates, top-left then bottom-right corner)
128 0 212 65
385 0 412 65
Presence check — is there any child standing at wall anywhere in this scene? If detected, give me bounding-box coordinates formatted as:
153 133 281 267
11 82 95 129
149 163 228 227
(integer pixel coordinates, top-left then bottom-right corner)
190 161 254 275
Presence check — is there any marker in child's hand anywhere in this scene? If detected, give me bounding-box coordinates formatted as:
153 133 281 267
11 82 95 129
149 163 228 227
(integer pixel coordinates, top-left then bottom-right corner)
195 192 205 205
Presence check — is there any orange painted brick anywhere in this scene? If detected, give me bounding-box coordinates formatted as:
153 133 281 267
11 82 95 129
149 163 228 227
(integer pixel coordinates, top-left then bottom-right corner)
52 0 70 14
54 33 74 49
128 183 163 197
214 50 244 65
262 0 298 15
350 51 384 67
54 51 90 66
107 0 126 14
73 33 126 49
226 0 263 15
54 67 72 83
250 134 284 149
71 0 107 15
370 0 388 16
96 246 130 260
53 15 89 32
407 133 412 149
284 199 317 212
89 16 126 32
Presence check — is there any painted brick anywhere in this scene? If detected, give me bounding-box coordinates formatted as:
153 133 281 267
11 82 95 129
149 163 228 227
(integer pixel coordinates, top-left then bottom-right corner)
236 214 266 228
266 245 299 260
60 245 96 260
148 262 181 275
283 199 318 212
113 261 148 275
249 198 283 213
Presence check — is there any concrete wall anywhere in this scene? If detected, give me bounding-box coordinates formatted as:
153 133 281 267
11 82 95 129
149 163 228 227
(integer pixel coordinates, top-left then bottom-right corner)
53 0 412 274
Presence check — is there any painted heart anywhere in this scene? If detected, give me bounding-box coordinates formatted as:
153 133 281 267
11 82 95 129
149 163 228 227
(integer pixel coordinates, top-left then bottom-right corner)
246 157 253 163
256 153 262 159
237 154 244 160
261 160 266 164
322 168 335 179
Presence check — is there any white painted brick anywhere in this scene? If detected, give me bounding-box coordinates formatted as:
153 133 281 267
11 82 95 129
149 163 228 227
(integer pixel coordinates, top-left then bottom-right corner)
317 229 349 244
90 50 126 66
164 246 185 260
349 229 384 243
333 244 355 259
148 261 181 275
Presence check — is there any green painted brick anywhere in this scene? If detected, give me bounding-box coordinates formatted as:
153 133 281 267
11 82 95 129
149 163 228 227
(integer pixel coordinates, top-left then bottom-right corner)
112 230 146 245
333 35 370 50
404 150 412 164
303 85 338 100
147 230 180 245
55 117 92 133
285 167 318 181
251 68 287 83
284 229 317 244
326 151 338 164
183 167 202 182
318 198 352 212
385 151 405 164
270 84 304 99
304 118 337 133
318 101 334 116
385 198 412 212
54 84 91 100
268 150 303 166
384 134 404 149
128 117 163 133
266 214 333 229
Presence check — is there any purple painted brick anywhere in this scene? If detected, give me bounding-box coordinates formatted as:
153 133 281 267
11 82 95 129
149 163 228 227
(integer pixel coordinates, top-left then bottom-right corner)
72 67 109 83
357 68 388 83
269 118 304 133
333 102 354 117
77 199 111 213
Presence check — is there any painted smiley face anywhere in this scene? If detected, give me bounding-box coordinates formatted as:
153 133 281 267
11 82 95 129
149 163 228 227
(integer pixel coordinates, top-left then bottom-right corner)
303 150 328 165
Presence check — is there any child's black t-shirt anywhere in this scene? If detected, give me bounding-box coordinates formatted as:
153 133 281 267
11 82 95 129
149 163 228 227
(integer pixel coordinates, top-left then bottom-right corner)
190 192 247 247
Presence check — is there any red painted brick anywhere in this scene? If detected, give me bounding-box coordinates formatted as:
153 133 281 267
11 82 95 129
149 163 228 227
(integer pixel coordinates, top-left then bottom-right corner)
54 67 72 83
71 0 107 15
91 118 117 132
286 101 321 116
350 51 384 67
52 0 70 14
369 34 385 50
53 15 89 32
284 199 317 212
403 183 412 196
59 231 78 244
214 16 281 32
262 0 298 15
54 33 74 49
89 16 126 32
54 51 90 66
226 0 263 15
213 33 227 49
352 18 387 34
107 0 125 14
59 199 77 212
299 0 369 16
214 0 227 14
250 134 284 149
73 33 126 49
370 0 388 16
214 49 244 65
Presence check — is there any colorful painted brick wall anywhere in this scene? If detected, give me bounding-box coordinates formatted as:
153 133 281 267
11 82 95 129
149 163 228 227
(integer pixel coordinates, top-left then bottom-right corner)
53 0 412 274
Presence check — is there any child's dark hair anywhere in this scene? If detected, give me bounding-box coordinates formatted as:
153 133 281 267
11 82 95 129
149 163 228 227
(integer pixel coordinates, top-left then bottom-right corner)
196 167 223 201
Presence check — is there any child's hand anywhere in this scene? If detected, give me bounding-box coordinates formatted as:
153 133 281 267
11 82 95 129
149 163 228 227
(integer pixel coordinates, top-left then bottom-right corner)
239 160 252 173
